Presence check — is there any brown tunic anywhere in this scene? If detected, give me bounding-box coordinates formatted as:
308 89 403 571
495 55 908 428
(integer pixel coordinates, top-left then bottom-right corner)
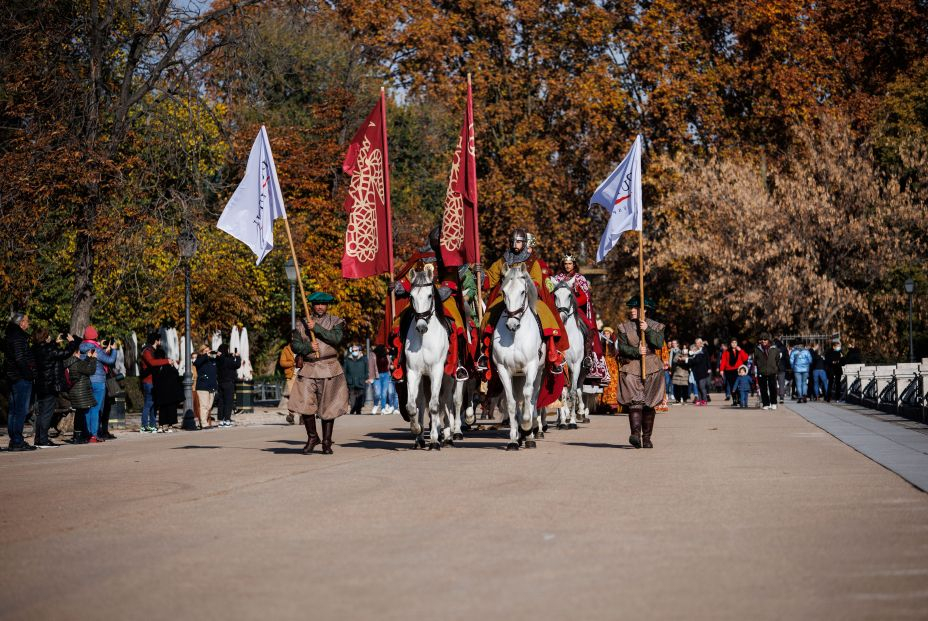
615 318 666 408
288 314 350 421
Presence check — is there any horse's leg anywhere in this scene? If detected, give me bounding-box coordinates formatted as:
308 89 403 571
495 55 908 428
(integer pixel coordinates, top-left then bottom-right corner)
568 362 580 429
428 364 444 450
463 377 476 426
452 379 464 441
558 384 569 430
521 368 537 448
406 370 423 443
497 366 519 450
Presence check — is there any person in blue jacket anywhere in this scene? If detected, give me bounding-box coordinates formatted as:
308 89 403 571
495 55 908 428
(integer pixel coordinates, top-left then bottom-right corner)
78 325 118 442
733 365 752 409
789 343 813 403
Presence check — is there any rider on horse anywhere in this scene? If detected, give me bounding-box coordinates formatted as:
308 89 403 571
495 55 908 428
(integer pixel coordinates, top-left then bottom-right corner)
391 226 474 382
475 228 568 380
550 254 608 384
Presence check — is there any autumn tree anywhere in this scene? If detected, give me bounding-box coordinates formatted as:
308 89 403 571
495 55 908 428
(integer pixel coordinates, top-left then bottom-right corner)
0 0 259 333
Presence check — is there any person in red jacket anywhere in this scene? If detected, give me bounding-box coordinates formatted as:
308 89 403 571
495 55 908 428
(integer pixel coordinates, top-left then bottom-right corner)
139 331 174 432
719 338 749 406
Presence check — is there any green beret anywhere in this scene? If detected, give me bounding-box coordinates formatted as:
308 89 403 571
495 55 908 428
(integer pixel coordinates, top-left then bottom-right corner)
308 292 336 304
626 295 656 311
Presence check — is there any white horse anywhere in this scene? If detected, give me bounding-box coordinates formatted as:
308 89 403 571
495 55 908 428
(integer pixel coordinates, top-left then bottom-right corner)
553 282 587 430
492 264 546 450
403 266 460 449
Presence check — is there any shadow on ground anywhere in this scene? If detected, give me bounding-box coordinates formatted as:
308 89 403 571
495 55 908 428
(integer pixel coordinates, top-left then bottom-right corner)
563 442 638 450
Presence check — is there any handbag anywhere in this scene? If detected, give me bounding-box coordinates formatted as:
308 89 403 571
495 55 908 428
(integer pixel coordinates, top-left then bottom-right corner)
106 373 125 397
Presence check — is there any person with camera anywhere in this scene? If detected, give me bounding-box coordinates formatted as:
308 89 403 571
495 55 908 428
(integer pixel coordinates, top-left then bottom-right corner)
215 343 241 427
4 311 36 451
193 344 219 429
77 326 118 443
30 328 75 447
64 344 99 443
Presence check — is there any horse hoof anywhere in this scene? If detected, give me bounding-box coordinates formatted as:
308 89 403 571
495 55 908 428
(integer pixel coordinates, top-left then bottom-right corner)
542 424 548 433
568 423 578 430
417 438 426 449
506 442 519 451
537 431 544 439
558 424 568 430
428 442 441 451
525 440 537 449
452 433 464 441
443 439 454 447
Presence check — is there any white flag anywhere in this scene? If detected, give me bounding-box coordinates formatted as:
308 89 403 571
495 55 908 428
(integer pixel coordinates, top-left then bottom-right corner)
217 126 287 264
590 135 643 263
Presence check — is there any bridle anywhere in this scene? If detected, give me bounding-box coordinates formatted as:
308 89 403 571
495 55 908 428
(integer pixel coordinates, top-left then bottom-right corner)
505 296 527 321
409 282 436 324
554 284 575 319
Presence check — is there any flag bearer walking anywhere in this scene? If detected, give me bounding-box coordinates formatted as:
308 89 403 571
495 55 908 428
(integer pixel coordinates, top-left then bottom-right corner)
615 296 666 448
288 292 350 455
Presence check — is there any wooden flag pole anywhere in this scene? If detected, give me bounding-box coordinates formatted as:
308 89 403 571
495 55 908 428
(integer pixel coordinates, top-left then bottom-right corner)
381 85 397 326
638 230 646 377
281 215 317 355
468 73 485 326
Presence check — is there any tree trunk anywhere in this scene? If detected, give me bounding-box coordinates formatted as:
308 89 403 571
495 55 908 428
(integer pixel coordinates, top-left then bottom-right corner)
70 230 95 335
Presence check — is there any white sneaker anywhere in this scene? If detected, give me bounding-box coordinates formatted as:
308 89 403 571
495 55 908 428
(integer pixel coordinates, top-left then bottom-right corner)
371 405 380 415
771 404 777 410
383 405 393 415
762 405 771 410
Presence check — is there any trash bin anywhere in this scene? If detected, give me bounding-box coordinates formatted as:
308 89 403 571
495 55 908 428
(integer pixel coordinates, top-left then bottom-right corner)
234 380 254 413
110 395 127 429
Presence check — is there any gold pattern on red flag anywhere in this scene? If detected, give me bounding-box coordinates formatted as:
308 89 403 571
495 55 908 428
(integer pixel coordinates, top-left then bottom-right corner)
440 82 479 267
342 96 393 279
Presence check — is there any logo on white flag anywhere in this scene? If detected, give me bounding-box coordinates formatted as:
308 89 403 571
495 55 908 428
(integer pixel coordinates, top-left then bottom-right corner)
590 135 643 263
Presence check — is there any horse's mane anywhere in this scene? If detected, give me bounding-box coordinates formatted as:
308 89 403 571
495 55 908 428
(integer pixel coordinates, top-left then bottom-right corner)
502 266 538 309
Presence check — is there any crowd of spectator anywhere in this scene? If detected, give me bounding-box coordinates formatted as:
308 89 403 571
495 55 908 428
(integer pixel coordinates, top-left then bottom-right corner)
657 333 861 410
2 312 253 451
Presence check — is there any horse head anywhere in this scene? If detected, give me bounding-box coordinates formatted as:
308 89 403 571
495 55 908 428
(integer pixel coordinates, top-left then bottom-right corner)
408 266 437 334
501 263 536 331
552 282 576 322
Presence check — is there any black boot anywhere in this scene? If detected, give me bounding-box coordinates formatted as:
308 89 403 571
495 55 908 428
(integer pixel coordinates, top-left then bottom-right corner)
642 408 655 449
302 415 320 454
628 408 643 449
321 419 334 455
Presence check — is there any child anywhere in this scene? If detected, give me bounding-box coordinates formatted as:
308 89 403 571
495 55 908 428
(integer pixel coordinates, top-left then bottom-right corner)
733 365 752 409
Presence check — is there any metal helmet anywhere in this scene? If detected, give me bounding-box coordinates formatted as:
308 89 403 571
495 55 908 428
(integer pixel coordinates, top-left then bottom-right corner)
510 228 528 251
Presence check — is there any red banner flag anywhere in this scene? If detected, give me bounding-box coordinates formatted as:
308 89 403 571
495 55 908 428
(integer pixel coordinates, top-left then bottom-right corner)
342 90 394 279
440 79 479 267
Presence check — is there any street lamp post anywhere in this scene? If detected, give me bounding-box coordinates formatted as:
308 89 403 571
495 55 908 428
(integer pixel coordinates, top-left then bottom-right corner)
284 257 297 330
905 279 915 363
179 231 199 431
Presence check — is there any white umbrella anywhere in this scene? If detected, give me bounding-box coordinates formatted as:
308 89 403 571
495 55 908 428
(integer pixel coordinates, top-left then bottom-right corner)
230 326 241 359
159 327 171 357
169 328 181 364
239 327 252 380
178 333 188 372
210 331 222 352
130 331 139 375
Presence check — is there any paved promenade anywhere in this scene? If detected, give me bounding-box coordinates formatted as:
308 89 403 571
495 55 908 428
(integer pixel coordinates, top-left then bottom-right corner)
1 401 926 620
